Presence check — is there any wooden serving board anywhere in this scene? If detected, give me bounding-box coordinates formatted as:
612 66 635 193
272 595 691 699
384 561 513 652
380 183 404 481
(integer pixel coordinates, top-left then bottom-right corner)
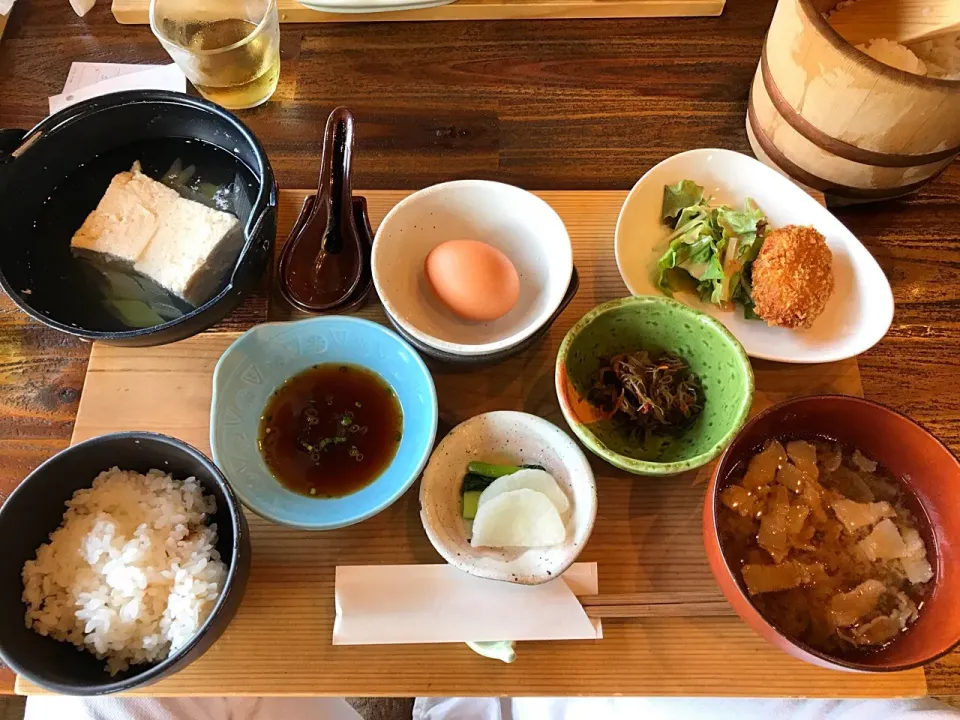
112 0 724 25
17 191 925 698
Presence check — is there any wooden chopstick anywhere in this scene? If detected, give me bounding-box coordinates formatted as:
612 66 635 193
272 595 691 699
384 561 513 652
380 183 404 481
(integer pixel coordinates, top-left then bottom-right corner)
579 591 735 619
584 602 735 618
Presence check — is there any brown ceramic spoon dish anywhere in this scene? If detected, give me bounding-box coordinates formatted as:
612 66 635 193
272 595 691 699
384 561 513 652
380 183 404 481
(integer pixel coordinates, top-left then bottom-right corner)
278 107 370 313
282 193 374 314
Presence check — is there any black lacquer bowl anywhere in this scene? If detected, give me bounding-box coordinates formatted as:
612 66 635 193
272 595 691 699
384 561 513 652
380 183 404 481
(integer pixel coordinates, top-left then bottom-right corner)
0 90 277 346
0 433 250 694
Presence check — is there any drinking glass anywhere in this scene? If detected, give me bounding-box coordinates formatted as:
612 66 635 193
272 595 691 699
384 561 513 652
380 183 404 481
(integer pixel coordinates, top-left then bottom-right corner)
150 0 280 110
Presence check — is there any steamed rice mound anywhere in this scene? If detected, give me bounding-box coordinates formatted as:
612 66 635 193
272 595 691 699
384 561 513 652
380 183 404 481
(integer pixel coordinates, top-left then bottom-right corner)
22 468 227 675
856 38 926 76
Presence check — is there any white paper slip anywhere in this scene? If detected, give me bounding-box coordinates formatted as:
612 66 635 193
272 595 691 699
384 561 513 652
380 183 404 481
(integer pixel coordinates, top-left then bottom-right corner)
62 62 159 94
49 63 187 116
334 562 601 646
0 0 14 17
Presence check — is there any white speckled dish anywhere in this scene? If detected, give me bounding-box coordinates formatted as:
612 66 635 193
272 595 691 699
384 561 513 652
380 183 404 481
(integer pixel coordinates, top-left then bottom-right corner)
420 411 597 585
372 180 574 358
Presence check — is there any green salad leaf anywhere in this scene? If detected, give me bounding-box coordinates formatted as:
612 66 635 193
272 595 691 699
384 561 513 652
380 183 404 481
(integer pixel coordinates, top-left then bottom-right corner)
656 180 767 318
661 180 705 222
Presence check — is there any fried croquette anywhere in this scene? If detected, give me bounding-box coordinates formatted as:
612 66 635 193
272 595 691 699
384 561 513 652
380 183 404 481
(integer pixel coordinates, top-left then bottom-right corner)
751 225 834 329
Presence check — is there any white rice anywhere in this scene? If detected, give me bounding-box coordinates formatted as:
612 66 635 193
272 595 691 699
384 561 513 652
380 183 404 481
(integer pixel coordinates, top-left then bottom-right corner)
856 38 928 76
824 0 960 81
911 33 960 80
850 35 960 80
22 468 227 675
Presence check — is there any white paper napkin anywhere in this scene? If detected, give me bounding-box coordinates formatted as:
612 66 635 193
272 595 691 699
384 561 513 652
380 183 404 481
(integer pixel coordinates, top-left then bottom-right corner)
48 63 187 115
0 0 14 17
61 62 164 94
334 562 602 645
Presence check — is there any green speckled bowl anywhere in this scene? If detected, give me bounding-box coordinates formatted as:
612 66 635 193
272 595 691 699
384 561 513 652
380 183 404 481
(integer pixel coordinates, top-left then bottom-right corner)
555 296 754 476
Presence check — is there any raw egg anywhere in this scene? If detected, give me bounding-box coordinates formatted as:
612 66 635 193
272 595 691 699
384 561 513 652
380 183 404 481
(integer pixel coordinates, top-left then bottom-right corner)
424 240 520 322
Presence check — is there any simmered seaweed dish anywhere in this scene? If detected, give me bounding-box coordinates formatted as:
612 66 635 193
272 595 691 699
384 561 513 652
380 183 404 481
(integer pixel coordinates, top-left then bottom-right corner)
587 350 704 441
718 440 934 658
258 363 403 498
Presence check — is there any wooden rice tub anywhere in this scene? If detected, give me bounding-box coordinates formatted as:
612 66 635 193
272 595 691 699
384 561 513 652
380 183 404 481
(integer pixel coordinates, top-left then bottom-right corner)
747 0 960 202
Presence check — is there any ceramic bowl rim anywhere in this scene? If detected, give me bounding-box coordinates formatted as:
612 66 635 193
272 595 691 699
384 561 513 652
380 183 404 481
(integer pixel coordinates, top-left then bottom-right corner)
209 317 438 530
419 409 598 585
706 394 960 673
380 265 579 366
555 295 755 476
371 179 574 357
0 431 246 694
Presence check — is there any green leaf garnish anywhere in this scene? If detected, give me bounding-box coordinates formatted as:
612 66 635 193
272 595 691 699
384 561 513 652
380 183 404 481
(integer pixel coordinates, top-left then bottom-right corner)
654 181 768 319
661 180 705 222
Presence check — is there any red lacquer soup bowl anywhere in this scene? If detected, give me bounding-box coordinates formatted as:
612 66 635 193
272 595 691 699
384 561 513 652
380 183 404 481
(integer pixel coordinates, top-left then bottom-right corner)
704 394 960 672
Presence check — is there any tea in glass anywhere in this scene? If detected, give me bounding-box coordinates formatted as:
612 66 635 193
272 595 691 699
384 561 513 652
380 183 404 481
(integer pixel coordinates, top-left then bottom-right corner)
150 0 280 110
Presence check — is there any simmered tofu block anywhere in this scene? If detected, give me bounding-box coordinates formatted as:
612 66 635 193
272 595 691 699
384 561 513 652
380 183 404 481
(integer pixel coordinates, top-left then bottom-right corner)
71 162 241 305
71 162 179 263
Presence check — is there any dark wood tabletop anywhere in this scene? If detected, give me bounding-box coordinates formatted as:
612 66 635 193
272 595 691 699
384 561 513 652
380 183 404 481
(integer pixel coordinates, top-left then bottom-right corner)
1 0 959 699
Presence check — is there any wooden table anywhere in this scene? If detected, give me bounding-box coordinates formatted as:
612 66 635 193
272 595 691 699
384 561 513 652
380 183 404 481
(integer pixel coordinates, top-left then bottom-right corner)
1 0 959 699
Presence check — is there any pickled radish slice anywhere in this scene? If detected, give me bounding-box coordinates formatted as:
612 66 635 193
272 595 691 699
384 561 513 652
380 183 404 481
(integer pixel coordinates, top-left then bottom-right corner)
471 489 565 548
477 469 570 515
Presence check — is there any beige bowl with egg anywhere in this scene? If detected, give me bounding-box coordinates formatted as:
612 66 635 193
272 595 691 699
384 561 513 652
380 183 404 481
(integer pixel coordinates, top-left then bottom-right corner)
420 411 597 585
372 181 574 359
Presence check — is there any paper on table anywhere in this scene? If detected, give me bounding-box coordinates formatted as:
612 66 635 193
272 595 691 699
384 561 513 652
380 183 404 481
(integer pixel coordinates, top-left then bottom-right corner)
48 63 186 115
62 62 160 94
0 0 13 17
334 562 601 646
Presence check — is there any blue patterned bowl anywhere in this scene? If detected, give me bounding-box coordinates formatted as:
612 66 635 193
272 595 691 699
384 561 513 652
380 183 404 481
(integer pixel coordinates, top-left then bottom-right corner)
210 317 438 530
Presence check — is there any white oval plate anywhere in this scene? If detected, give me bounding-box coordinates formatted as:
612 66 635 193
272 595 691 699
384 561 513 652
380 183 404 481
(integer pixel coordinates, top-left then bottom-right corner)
296 0 454 12
615 149 894 364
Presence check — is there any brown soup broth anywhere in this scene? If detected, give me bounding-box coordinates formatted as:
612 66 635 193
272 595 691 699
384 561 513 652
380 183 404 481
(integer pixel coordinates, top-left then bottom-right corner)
717 436 936 660
258 363 403 498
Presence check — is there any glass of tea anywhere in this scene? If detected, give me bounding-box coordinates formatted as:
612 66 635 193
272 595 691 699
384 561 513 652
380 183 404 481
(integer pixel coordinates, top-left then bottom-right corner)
149 0 281 110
